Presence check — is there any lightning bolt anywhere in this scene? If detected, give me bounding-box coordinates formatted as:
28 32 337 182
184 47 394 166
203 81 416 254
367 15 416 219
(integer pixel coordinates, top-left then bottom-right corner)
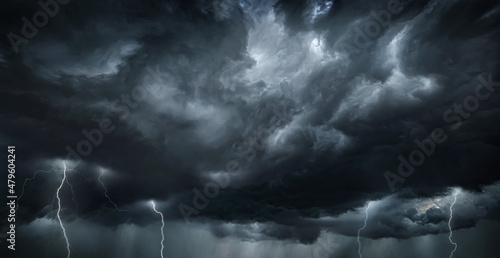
2 168 53 232
8 160 82 257
6 166 65 225
357 202 372 258
18 168 56 204
98 169 131 216
25 178 60 258
448 191 458 258
56 161 71 258
66 179 79 214
151 201 165 258
18 160 82 209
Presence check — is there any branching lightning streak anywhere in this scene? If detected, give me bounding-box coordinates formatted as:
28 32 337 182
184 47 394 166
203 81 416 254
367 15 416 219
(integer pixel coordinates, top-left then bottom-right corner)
66 179 79 214
7 160 81 257
18 160 82 209
56 161 71 258
98 169 130 214
19 169 55 202
357 202 372 258
2 168 54 228
151 201 165 258
448 191 458 258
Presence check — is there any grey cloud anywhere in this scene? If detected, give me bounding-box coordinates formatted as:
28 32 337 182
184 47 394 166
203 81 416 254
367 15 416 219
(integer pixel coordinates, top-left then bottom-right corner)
1 0 500 256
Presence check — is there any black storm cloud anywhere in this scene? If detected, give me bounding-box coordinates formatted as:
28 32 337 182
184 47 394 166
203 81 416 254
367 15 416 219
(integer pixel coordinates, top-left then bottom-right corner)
1 0 500 257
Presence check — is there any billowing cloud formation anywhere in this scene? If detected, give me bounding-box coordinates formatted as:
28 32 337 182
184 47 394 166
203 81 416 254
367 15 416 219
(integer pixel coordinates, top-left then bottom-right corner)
1 0 500 257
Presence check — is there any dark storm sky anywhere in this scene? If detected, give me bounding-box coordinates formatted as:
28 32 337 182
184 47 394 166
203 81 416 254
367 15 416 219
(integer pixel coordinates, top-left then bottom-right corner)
1 0 500 257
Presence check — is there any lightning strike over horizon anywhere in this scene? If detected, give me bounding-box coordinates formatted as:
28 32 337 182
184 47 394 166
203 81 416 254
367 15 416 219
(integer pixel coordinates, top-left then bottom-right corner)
151 201 165 258
7 160 80 228
20 161 81 258
357 202 372 258
448 190 459 258
56 161 71 258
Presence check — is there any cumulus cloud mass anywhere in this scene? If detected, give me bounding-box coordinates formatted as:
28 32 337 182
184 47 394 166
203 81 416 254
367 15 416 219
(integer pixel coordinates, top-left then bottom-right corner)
1 0 500 257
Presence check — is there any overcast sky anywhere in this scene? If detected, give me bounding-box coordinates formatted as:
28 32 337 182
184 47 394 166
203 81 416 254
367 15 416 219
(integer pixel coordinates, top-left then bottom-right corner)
1 0 500 257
